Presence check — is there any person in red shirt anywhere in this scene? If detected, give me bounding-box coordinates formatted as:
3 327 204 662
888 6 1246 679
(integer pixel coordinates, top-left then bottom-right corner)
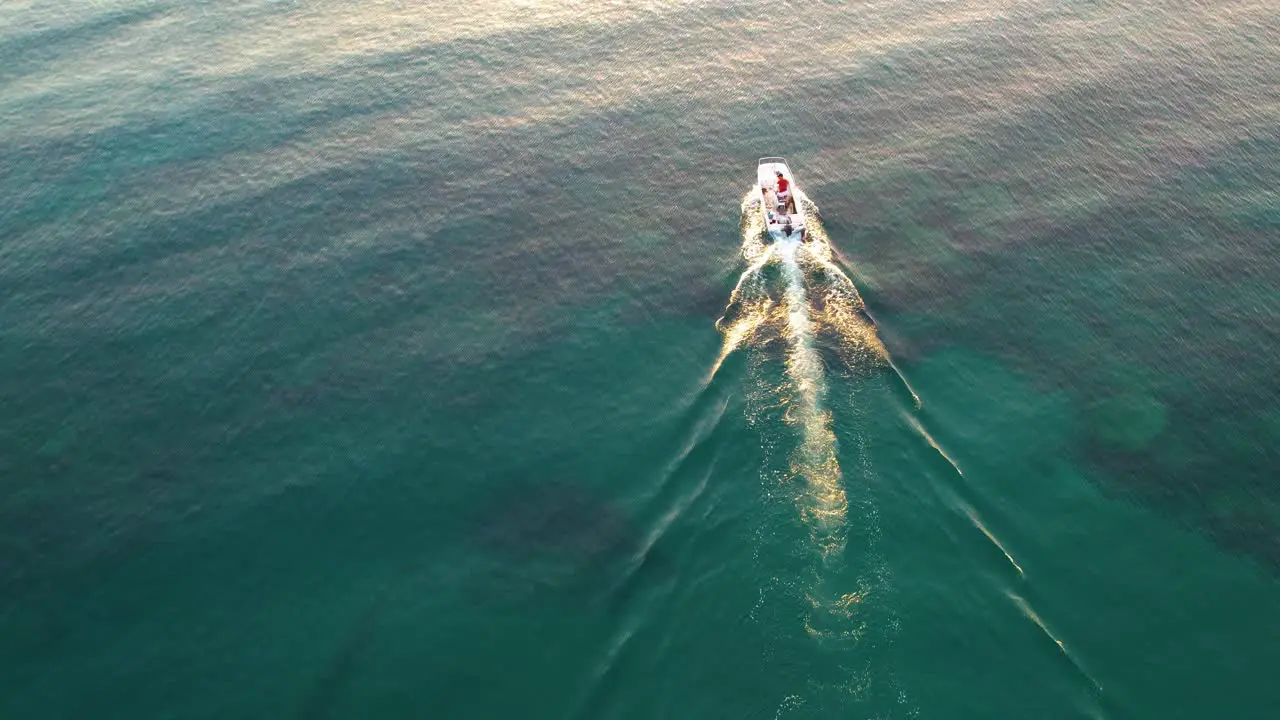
775 171 795 213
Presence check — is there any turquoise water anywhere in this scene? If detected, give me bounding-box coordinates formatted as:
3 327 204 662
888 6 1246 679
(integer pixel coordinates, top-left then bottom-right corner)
2 1 1279 717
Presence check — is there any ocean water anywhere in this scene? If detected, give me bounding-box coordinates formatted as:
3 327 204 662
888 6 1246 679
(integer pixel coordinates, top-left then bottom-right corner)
2 1 1278 717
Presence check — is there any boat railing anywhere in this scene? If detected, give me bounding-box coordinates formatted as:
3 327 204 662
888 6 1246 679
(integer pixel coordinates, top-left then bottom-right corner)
758 156 788 166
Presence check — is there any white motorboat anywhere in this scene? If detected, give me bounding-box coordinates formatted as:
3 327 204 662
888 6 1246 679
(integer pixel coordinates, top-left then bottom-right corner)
757 157 806 241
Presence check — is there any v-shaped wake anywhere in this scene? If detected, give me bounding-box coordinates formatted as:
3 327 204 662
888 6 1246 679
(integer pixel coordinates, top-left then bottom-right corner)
714 190 887 555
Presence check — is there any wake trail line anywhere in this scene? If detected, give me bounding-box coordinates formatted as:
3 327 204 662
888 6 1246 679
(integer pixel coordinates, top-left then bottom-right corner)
713 190 891 555
720 186 919 714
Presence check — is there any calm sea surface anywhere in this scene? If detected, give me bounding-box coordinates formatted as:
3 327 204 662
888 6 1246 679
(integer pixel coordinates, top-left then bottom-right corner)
2 1 1278 718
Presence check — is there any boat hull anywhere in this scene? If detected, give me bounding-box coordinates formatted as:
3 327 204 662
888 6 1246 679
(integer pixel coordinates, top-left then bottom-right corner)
758 157 805 241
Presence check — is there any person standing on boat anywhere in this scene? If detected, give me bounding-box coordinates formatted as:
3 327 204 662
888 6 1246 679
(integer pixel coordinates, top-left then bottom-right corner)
775 171 795 213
